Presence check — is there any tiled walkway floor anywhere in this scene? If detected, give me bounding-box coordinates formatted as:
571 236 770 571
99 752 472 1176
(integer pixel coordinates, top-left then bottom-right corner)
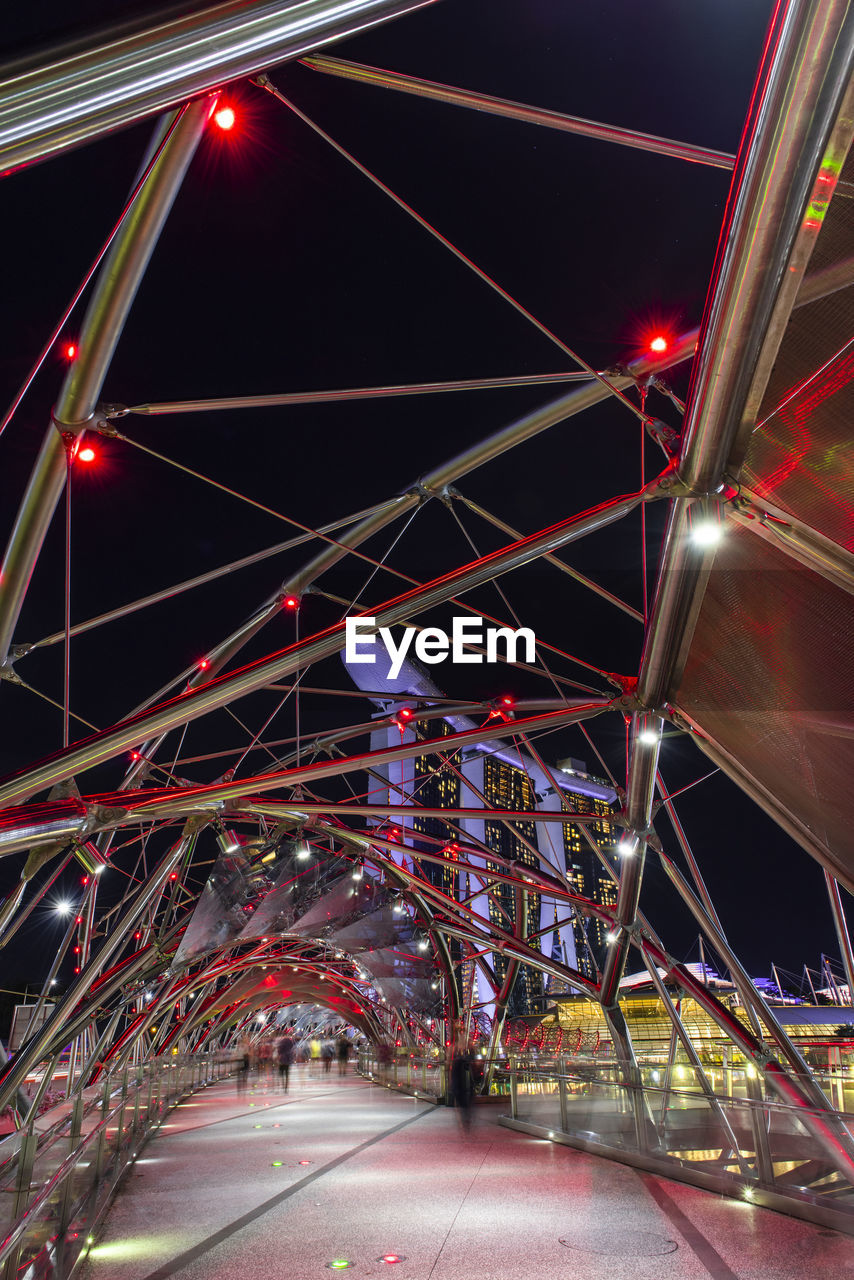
79 1071 854 1280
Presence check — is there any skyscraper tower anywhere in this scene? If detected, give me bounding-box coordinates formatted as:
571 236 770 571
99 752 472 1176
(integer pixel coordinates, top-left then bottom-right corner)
346 645 618 1018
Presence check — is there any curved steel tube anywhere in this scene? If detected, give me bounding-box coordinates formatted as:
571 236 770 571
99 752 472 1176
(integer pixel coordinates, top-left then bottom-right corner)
0 100 213 667
0 0 437 174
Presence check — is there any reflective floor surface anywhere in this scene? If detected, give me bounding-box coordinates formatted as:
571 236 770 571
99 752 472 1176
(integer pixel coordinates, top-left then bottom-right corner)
79 1072 854 1280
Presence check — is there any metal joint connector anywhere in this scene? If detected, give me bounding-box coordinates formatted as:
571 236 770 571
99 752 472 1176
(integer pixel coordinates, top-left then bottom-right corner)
99 403 129 420
409 481 436 503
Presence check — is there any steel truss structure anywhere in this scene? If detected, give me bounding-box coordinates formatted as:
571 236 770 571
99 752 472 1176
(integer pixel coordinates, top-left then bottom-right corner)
0 0 853 1255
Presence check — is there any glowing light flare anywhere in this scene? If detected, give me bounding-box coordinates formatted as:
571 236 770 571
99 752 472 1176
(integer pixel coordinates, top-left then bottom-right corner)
283 595 299 609
64 342 78 361
77 446 96 463
690 522 723 548
213 106 236 131
649 334 668 354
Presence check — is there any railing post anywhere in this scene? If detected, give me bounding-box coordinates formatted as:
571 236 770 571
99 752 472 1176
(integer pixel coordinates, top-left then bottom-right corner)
115 1067 130 1156
558 1056 568 1132
510 1055 518 1119
4 1126 37 1280
58 1093 85 1235
94 1077 112 1182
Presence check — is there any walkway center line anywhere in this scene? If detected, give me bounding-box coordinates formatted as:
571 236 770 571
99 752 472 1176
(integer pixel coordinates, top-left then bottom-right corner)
138 1103 435 1280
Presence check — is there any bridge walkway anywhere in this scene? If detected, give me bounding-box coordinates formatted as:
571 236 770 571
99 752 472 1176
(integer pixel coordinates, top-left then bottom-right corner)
79 1069 852 1280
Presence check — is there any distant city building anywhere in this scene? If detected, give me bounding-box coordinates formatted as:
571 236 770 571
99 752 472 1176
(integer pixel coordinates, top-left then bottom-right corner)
346 646 620 1019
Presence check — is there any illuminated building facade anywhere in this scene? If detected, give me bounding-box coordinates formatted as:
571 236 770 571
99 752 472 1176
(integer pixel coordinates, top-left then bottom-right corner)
350 650 620 1018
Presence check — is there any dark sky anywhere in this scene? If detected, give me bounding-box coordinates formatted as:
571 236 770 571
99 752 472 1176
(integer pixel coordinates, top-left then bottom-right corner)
0 0 839 989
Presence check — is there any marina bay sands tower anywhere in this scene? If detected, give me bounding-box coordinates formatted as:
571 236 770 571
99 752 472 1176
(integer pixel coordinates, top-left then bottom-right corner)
344 645 619 1019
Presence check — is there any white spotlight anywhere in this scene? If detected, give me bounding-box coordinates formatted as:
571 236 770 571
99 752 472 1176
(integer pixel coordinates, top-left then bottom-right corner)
691 521 722 547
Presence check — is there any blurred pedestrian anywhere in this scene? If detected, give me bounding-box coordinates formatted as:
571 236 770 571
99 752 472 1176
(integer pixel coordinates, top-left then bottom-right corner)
450 1038 474 1130
337 1033 350 1076
322 1038 335 1074
236 1039 250 1096
277 1031 295 1092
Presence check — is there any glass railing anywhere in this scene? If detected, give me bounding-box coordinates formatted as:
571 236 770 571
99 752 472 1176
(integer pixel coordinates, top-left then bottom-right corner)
357 1049 447 1101
501 1054 854 1229
0 1054 232 1279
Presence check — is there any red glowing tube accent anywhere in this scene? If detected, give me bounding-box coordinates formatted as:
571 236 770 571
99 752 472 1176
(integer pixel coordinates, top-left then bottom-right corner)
214 106 235 131
77 446 96 462
649 335 668 353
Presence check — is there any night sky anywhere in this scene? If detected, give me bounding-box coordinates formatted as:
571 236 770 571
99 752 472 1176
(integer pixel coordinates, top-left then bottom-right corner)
0 0 840 993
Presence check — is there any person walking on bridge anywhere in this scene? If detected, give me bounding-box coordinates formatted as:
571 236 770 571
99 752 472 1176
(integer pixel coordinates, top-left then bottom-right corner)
277 1031 295 1092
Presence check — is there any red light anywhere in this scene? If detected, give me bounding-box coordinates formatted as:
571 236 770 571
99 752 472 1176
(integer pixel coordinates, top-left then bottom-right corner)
131 752 140 761
283 595 299 609
199 658 210 670
501 696 514 706
64 343 77 361
77 446 96 463
399 708 413 720
169 872 178 881
214 107 235 131
649 335 668 354
382 1256 401 1265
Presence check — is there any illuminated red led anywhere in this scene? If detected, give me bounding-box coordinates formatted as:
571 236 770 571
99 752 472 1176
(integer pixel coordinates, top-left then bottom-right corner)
283 595 299 609
501 696 514 706
649 335 668 353
382 1256 402 1265
131 751 140 761
399 708 413 720
64 342 77 361
214 106 235 131
199 658 210 670
77 446 96 463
